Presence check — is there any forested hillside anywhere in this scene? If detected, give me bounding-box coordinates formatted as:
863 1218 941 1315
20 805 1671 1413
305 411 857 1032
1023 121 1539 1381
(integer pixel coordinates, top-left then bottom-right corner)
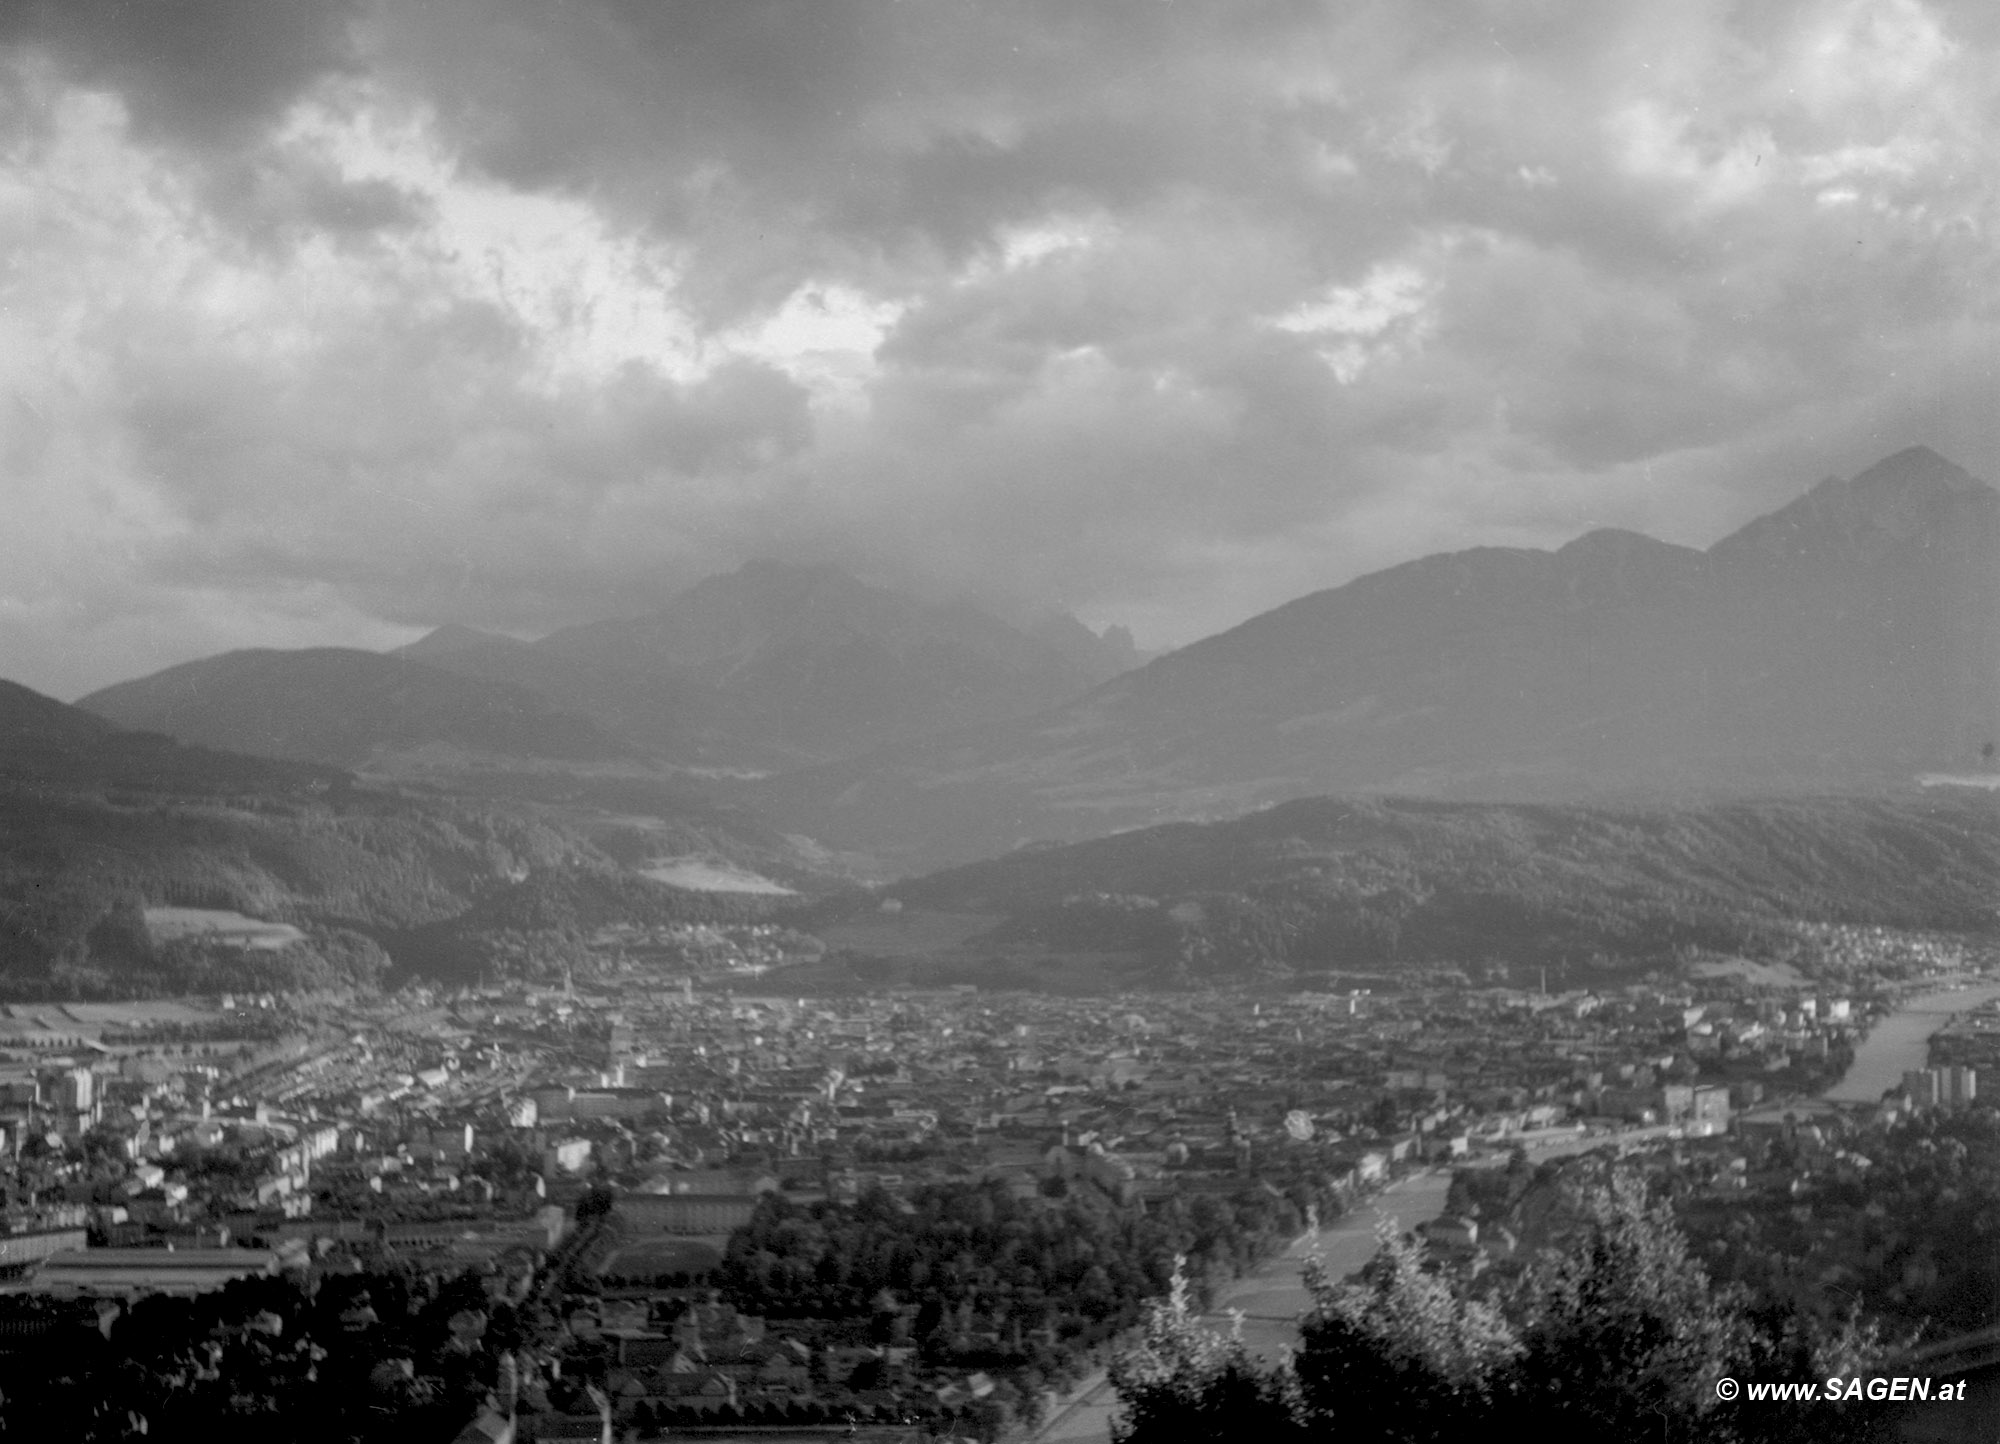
0 675 820 997
0 783 779 997
873 794 2000 984
0 679 338 798
0 785 580 996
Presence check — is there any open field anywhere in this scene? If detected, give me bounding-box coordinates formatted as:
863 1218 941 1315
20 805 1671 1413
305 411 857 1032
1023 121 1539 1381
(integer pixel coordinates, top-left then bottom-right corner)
60 1000 226 1025
143 908 307 951
640 857 796 894
598 1237 725 1282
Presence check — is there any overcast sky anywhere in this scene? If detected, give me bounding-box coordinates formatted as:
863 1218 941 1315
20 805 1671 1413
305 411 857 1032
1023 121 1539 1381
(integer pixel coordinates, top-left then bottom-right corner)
4 0 1997 698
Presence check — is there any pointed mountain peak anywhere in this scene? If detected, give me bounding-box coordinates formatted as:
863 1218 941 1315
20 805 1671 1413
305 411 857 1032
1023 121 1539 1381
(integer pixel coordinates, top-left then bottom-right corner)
1847 444 1989 499
1710 445 1995 563
1025 611 1149 675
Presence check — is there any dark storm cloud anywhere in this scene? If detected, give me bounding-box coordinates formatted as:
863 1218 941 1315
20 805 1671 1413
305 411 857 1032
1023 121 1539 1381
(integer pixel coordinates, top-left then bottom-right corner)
371 1 1400 311
0 0 362 143
2 0 1997 695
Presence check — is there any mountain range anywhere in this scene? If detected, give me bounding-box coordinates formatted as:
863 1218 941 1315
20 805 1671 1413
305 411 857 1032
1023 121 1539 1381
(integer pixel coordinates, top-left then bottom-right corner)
60 445 2000 876
7 436 2000 1000
758 447 2000 865
79 560 1144 773
408 559 1143 766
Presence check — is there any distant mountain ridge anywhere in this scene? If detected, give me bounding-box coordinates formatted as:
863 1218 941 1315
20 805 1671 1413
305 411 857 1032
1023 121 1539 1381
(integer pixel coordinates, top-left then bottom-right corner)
61 448 2000 874
0 678 336 796
79 648 636 768
537 559 1140 762
758 446 2000 866
76 563 1144 773
397 559 1143 767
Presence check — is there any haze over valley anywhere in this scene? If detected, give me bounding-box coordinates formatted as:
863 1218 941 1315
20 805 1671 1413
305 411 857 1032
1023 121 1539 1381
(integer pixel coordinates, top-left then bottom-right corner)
0 440 1984 1006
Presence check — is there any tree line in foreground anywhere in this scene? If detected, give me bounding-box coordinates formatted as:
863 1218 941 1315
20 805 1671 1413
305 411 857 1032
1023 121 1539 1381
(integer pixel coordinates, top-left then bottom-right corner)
1111 1166 1915 1444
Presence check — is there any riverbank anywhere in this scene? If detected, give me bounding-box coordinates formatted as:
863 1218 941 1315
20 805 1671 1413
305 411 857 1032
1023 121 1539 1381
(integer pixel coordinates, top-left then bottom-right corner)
1039 979 2000 1442
1034 1170 1457 1443
1042 1124 1664 1441
1825 980 2000 1104
1204 1169 1456 1362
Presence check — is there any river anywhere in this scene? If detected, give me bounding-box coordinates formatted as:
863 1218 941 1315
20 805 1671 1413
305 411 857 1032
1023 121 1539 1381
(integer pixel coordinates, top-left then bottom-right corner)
1039 980 2000 1441
1037 1171 1455 1443
1823 980 2000 1104
1208 1169 1457 1363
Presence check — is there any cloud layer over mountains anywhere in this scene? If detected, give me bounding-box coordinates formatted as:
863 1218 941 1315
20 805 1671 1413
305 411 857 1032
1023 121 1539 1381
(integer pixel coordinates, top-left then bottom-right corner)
5 1 1999 696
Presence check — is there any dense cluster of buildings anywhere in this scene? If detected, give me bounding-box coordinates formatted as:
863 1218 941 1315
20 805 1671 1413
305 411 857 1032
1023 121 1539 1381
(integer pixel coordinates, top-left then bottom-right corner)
0 948 1976 1439
0 965 1886 1297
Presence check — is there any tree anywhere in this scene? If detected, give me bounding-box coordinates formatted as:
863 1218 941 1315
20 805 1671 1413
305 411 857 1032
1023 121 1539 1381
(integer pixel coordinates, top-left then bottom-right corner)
1293 1222 1520 1442
1728 1299 1904 1444
574 1184 615 1224
1367 1095 1402 1135
1112 1161 1900 1444
1498 1168 1745 1440
1107 1258 1305 1444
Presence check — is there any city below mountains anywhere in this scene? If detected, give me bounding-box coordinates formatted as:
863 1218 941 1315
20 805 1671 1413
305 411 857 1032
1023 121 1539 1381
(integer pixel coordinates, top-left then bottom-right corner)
1 443 1996 997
